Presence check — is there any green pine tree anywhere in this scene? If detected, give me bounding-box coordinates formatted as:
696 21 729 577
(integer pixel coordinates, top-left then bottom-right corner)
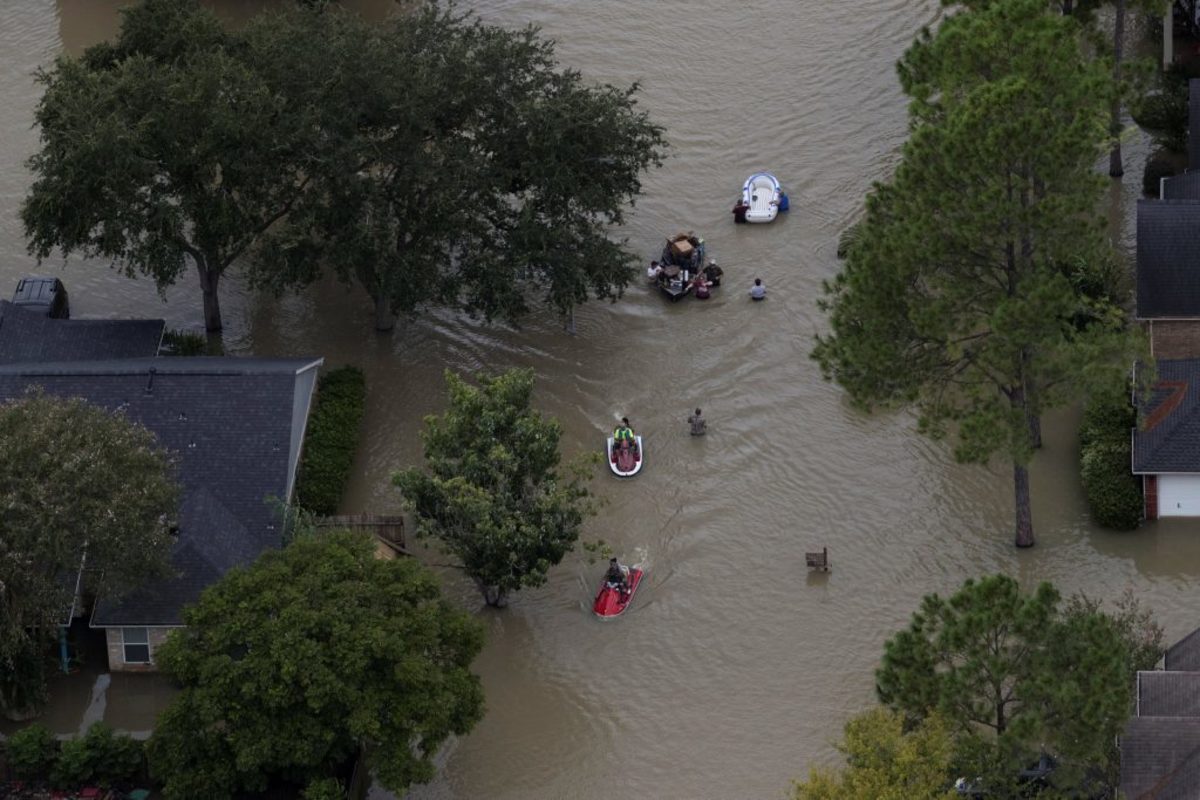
813 0 1140 547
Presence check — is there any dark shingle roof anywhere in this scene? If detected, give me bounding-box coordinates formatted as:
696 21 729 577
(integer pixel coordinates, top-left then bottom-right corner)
1136 200 1200 319
1162 171 1200 201
1133 359 1200 473
0 357 321 625
1168 628 1200 672
1191 79 1200 171
1121 717 1200 800
1140 671 1200 717
0 301 163 363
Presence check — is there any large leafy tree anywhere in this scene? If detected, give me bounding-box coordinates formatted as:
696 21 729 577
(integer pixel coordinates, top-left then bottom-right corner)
394 369 596 607
0 392 178 718
813 0 1138 547
876 575 1134 790
254 3 667 331
22 0 338 331
791 709 959 800
147 530 484 799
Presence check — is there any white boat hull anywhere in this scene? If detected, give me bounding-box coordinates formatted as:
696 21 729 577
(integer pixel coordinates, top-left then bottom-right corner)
741 172 782 224
606 435 644 477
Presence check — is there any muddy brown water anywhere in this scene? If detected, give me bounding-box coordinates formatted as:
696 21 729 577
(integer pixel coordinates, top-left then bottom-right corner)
0 1 1194 797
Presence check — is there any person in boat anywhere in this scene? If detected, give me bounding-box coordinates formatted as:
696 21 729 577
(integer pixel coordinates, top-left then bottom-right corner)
613 417 636 451
732 198 749 224
647 260 663 282
750 277 766 301
690 271 710 299
688 408 706 436
605 557 629 592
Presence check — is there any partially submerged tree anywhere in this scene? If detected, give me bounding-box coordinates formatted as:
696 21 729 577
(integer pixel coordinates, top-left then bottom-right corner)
253 3 667 331
791 708 959 800
813 0 1138 547
147 530 484 799
22 0 343 331
876 575 1136 789
394 369 596 607
0 392 178 718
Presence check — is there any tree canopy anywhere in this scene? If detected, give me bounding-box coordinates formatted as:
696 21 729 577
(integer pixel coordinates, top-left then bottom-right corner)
22 0 333 332
253 3 667 330
875 575 1141 791
147 530 484 799
0 392 178 717
812 0 1138 547
791 709 959 800
394 368 596 607
23 0 665 333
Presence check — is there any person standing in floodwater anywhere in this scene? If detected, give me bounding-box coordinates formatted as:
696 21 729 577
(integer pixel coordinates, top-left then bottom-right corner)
688 408 706 436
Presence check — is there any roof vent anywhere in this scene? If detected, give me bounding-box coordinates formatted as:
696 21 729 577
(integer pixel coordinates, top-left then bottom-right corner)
144 367 157 395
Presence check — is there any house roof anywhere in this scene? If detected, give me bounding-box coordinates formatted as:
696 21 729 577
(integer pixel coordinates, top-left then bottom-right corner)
1136 200 1200 319
0 300 164 363
1168 627 1200 672
1133 359 1200 474
1140 671 1200 718
1191 79 1200 171
0 356 321 626
1162 171 1200 201
1121 716 1200 800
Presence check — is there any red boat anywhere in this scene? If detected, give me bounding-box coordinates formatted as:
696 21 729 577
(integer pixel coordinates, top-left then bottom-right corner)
593 566 644 619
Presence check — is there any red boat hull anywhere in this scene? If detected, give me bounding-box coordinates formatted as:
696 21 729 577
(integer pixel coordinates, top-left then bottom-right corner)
593 567 644 618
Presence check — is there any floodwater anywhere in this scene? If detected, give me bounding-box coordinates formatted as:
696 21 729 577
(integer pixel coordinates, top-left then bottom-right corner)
0 1 1195 797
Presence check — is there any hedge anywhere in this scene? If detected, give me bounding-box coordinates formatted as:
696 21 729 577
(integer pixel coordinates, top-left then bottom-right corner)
159 329 223 356
1079 391 1142 531
296 366 367 516
4 722 144 789
4 723 56 780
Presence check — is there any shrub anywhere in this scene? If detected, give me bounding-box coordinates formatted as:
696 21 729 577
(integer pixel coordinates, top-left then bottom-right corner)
1143 149 1183 197
1132 62 1193 154
159 329 222 356
1080 390 1135 451
50 737 92 787
1080 391 1141 531
85 724 143 785
1082 438 1143 531
49 724 143 788
303 777 346 799
296 366 367 516
4 723 57 780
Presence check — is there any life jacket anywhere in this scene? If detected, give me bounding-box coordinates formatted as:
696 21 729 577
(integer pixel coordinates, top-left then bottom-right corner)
614 426 634 441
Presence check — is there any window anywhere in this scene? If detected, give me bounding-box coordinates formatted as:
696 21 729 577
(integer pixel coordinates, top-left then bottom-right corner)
122 628 151 664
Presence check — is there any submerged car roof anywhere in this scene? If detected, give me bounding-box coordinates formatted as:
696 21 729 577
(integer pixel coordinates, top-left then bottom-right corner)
12 276 62 306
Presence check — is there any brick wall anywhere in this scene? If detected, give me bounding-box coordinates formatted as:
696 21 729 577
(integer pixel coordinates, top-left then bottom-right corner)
1145 475 1158 521
103 627 174 672
1150 320 1200 359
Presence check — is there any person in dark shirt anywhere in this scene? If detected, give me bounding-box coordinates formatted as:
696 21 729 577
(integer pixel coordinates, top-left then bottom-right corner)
688 408 706 436
732 199 749 224
605 557 628 591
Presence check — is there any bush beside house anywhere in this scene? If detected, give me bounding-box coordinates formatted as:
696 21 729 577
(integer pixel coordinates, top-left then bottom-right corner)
295 366 367 516
1080 392 1142 530
3 722 145 790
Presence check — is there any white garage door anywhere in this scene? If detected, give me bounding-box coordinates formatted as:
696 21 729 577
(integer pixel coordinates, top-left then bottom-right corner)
1158 475 1200 517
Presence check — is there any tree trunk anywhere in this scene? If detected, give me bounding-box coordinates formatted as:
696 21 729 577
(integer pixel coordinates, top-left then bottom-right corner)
1109 0 1127 177
197 259 223 332
1014 460 1035 548
373 295 396 332
1029 413 1042 449
480 583 508 608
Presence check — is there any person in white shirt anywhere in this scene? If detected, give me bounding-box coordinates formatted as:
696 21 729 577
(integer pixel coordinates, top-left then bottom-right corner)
750 278 766 301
